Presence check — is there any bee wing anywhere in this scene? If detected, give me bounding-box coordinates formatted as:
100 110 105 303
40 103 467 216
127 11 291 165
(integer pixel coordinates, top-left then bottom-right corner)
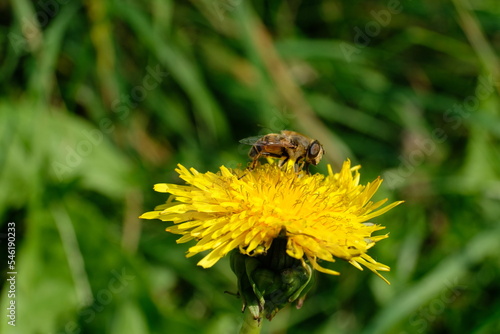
239 136 263 145
239 136 295 147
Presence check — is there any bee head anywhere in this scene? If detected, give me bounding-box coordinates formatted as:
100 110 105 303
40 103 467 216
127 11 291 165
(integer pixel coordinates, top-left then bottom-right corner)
306 140 324 165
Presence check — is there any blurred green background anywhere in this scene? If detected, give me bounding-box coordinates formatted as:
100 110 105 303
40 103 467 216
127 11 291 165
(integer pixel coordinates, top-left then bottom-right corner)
1 0 500 333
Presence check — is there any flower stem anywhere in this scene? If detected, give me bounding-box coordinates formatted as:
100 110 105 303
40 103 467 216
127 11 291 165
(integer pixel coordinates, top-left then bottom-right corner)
239 310 262 334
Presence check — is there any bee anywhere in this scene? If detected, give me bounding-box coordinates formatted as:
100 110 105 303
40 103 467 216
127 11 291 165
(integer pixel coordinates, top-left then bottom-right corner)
239 130 324 172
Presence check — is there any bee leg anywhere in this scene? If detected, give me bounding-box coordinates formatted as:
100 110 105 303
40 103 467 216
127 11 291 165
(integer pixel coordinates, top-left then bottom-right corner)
249 158 257 169
249 146 261 170
294 161 307 173
278 155 290 168
303 162 311 174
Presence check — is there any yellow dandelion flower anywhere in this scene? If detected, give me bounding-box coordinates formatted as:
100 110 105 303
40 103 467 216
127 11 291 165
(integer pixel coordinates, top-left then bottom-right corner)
140 160 403 284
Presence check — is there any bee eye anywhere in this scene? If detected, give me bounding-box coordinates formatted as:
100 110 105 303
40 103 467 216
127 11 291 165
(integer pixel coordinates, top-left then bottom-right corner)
308 141 322 158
